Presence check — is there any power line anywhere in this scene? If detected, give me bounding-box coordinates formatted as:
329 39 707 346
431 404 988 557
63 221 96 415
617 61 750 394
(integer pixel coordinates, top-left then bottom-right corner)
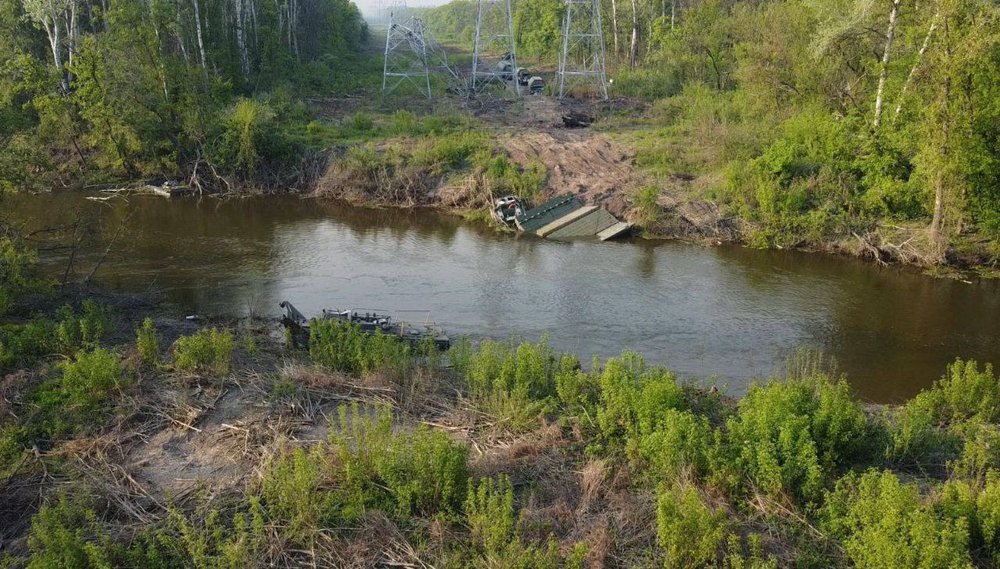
557 0 609 100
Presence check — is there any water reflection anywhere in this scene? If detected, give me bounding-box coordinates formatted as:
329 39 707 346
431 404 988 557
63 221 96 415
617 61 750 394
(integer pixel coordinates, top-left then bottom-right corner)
7 192 1000 402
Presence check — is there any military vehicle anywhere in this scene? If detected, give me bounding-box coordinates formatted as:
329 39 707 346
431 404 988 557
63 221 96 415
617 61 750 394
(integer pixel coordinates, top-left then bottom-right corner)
279 301 451 350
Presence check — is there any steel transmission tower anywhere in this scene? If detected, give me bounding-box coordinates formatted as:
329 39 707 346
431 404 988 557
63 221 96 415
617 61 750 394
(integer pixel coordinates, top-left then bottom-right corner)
471 0 519 95
382 10 433 99
557 0 608 99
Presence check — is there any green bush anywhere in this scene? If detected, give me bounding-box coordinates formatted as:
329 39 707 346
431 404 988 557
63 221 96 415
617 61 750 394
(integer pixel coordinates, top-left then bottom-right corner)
596 351 688 446
308 319 411 376
466 475 516 557
979 472 1000 567
634 186 662 229
328 404 470 521
0 318 56 373
656 481 727 568
129 498 266 569
913 359 1000 425
56 300 110 354
639 409 714 480
262 446 327 544
463 336 570 431
463 474 563 568
173 328 234 375
26 495 113 569
822 470 972 569
950 421 1000 480
889 359 998 467
135 317 161 365
0 237 44 316
725 374 868 503
57 348 124 433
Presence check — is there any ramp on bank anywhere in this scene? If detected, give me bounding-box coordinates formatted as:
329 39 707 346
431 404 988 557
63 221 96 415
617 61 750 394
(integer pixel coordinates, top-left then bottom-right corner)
516 194 631 241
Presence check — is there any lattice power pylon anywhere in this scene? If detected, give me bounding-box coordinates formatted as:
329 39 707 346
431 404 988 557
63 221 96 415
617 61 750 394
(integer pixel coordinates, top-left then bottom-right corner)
382 10 432 99
557 0 608 99
471 0 519 95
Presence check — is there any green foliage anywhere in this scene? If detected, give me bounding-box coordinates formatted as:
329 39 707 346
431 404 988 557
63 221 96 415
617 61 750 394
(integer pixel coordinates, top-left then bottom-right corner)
513 0 563 62
26 492 266 569
912 359 1000 425
57 348 125 434
0 317 55 373
656 481 726 568
136 317 161 365
463 473 564 568
595 351 687 446
725 374 869 503
465 475 516 556
639 409 713 480
261 446 327 544
210 97 299 181
327 404 470 522
634 185 661 229
822 470 973 569
56 300 110 354
462 336 569 431
308 319 411 376
173 327 234 375
129 498 266 569
979 472 1000 567
26 495 113 569
0 236 43 315
471 150 547 203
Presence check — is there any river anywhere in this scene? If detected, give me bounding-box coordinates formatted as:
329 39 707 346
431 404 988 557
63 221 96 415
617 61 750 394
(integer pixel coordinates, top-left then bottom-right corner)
7 192 1000 403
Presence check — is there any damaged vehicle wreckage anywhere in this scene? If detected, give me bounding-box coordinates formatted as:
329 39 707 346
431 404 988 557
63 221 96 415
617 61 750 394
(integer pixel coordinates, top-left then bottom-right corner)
279 301 451 351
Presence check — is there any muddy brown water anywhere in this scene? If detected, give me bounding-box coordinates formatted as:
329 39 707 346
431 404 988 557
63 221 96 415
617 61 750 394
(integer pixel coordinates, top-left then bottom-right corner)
7 192 1000 403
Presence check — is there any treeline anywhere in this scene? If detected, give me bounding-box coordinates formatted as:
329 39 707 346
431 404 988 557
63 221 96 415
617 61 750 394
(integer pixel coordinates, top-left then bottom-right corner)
0 0 368 192
423 0 1000 264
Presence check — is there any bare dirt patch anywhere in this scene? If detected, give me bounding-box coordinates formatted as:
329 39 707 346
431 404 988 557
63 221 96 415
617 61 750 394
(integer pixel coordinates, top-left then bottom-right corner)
502 129 644 218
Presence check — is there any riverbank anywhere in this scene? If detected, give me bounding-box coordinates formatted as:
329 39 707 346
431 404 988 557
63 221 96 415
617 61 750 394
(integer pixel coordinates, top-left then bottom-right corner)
2 287 1000 567
304 101 1000 280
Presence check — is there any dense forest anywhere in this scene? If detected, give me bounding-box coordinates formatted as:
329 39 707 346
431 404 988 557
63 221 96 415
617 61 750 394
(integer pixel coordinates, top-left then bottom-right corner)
0 0 368 192
418 0 1000 264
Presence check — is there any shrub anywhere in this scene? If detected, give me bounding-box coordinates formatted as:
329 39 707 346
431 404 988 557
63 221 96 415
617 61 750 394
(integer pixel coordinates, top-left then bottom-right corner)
466 475 516 556
173 328 234 375
913 359 1000 425
979 472 1000 567
309 319 411 376
463 337 570 431
329 404 470 521
634 185 662 228
950 421 1000 480
131 498 266 569
464 474 563 568
554 354 598 416
725 374 868 503
639 409 713 480
56 300 110 354
0 318 56 373
58 348 124 433
656 481 727 568
26 497 111 569
0 237 44 316
822 470 972 569
596 351 687 446
262 446 327 544
135 317 161 365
